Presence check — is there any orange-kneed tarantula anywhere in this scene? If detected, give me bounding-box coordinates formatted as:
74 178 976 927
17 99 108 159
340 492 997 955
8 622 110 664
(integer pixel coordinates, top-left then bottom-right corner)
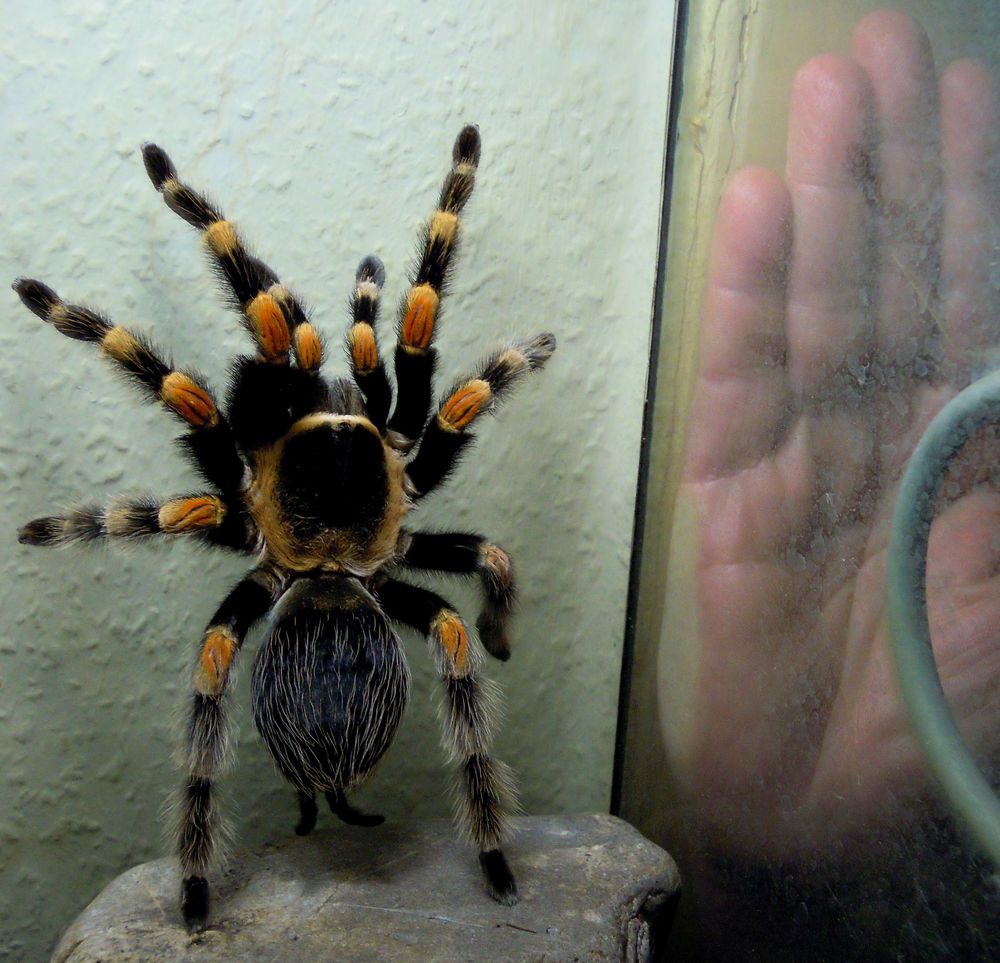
15 125 554 930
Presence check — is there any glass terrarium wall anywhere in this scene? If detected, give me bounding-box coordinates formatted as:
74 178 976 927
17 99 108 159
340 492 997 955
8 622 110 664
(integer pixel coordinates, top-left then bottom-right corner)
620 0 1000 959
0 2 674 957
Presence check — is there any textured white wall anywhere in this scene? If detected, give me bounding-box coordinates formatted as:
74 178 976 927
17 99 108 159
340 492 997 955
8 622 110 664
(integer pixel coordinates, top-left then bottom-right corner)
0 1 674 956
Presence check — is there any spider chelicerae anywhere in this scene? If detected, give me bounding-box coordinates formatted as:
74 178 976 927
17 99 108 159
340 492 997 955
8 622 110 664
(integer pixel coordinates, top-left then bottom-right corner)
14 125 554 930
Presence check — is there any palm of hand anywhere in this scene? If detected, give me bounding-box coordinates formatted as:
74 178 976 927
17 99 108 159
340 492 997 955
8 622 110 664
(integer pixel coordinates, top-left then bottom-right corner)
681 11 1000 855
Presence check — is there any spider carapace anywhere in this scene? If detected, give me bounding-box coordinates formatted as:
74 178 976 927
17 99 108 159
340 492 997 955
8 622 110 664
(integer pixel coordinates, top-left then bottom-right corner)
14 125 554 930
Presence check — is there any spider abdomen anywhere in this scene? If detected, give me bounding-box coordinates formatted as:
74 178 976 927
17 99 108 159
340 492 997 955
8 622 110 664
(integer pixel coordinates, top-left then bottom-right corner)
251 575 409 792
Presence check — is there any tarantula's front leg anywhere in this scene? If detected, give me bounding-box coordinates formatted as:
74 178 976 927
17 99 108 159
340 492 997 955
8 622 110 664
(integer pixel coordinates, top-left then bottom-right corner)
179 568 280 930
18 493 252 552
141 145 322 371
13 279 245 493
385 126 482 448
404 333 556 498
377 578 518 905
398 531 516 661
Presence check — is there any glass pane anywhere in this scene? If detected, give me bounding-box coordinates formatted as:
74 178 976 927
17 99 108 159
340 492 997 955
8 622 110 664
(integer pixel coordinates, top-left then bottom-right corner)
624 1 1000 959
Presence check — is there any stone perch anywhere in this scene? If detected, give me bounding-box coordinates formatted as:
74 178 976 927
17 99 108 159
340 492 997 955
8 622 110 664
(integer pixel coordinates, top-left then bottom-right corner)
53 814 680 962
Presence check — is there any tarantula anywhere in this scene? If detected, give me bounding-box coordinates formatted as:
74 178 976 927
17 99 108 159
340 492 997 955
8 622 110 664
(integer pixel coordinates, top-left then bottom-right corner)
14 125 554 930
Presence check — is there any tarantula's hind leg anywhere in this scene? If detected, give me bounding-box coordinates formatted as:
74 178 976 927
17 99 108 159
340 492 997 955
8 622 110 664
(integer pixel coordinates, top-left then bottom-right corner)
295 790 318 836
480 849 517 906
325 788 385 827
397 530 516 661
377 578 518 905
177 568 279 931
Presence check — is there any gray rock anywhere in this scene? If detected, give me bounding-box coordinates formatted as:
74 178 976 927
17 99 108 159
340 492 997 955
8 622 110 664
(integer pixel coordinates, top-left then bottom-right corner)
52 814 680 963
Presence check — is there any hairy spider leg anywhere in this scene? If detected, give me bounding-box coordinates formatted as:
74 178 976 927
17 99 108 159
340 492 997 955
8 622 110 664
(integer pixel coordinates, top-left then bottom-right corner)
376 578 519 905
295 789 318 836
18 493 250 552
325 787 385 826
12 278 246 493
398 531 516 661
346 254 393 432
179 568 280 931
404 333 556 498
141 144 323 371
385 125 482 448
293 786 385 836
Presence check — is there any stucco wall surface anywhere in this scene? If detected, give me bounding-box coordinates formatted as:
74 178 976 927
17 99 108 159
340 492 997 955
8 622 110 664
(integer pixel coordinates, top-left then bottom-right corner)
0 1 673 957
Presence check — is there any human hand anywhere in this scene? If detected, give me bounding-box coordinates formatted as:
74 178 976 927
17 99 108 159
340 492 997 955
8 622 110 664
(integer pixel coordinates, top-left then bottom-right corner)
681 10 1000 857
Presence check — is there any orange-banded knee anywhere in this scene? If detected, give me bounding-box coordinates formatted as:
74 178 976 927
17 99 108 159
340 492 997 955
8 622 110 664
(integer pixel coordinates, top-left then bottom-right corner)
265 283 323 370
160 371 219 428
158 496 226 533
391 531 516 662
101 327 219 429
385 128 481 444
188 570 276 700
294 323 323 370
193 626 238 696
394 128 478 352
399 284 440 353
347 256 392 430
245 292 291 362
349 323 379 374
431 610 473 678
439 379 492 432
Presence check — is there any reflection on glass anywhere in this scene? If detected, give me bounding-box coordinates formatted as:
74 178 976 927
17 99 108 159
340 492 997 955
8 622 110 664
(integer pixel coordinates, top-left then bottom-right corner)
630 4 1000 960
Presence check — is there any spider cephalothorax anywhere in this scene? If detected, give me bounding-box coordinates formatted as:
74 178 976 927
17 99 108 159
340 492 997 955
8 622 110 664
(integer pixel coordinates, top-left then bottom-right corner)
15 125 554 930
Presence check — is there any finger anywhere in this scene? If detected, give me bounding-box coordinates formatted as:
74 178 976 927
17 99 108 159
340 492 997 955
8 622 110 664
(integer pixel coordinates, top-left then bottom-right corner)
784 55 879 520
686 167 792 480
939 59 1000 375
784 54 876 401
852 10 941 371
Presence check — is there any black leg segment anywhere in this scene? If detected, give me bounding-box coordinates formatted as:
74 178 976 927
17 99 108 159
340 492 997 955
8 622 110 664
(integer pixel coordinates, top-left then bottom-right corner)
399 531 517 661
480 848 518 906
325 788 385 827
295 790 318 836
